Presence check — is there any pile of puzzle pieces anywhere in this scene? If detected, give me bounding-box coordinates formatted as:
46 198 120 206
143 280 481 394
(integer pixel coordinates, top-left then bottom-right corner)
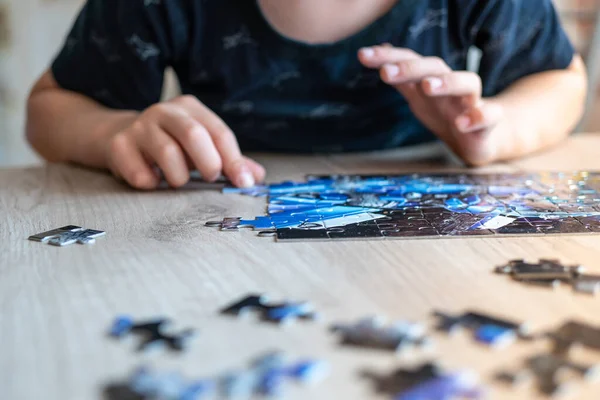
206 172 600 241
104 352 329 400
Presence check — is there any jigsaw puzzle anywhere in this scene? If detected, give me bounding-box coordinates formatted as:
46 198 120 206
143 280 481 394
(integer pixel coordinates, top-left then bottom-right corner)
108 316 196 352
28 225 106 246
206 172 600 241
364 362 485 400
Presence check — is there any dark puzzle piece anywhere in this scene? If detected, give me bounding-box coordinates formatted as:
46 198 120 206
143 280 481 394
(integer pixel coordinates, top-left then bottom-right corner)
495 259 600 294
220 294 319 324
109 316 196 352
28 225 106 246
330 316 433 354
496 353 600 397
495 259 584 282
433 310 531 347
548 320 600 355
364 363 485 400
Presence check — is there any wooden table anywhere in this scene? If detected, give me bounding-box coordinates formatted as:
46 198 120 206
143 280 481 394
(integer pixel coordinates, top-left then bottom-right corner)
2 134 600 400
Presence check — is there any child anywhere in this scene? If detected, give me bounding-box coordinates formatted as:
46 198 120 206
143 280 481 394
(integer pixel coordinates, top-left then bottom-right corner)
26 0 587 189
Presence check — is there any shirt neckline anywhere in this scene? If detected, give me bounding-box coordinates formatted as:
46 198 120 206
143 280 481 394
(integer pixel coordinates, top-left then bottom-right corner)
243 0 420 58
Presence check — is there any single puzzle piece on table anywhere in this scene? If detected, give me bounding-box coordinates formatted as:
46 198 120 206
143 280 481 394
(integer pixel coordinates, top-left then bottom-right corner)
496 353 600 397
495 259 600 294
364 363 485 400
28 225 106 246
330 316 433 354
219 352 329 399
103 366 213 400
108 316 196 352
220 294 320 324
548 320 600 356
433 310 531 348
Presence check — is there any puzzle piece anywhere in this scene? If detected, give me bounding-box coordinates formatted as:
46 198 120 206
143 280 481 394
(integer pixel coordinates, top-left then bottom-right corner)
103 366 213 400
29 225 106 246
220 294 319 324
219 352 329 399
496 353 600 397
364 363 485 400
331 316 433 354
549 320 600 355
495 259 600 294
433 310 530 347
496 259 584 282
109 316 195 352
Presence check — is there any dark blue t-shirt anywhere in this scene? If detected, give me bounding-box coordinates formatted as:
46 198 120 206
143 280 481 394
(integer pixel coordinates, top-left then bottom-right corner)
52 0 575 153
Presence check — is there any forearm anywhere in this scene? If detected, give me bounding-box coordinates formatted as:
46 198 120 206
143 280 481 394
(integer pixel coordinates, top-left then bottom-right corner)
488 55 587 162
26 76 138 168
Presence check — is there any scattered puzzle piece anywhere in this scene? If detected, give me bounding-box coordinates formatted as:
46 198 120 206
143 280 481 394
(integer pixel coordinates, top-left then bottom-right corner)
28 225 106 246
108 315 195 352
433 310 531 347
496 353 600 397
364 362 485 400
549 320 600 355
331 316 433 354
103 366 213 400
220 294 319 324
495 259 600 295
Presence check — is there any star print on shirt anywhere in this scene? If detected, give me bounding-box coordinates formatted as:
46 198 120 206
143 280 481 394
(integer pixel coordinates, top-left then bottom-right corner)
409 8 448 39
306 104 350 119
272 71 301 89
127 35 161 61
223 26 257 50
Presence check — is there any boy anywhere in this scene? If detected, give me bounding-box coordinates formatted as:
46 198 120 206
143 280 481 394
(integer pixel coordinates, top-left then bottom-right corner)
26 0 587 189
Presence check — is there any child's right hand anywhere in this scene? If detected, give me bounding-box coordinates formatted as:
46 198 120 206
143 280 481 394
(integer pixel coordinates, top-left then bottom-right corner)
106 95 265 190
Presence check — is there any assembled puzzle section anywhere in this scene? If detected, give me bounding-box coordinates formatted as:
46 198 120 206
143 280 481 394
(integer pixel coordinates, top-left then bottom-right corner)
206 172 600 241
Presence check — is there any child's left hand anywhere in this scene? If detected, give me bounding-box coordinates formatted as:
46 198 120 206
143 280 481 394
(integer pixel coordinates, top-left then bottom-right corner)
359 45 506 166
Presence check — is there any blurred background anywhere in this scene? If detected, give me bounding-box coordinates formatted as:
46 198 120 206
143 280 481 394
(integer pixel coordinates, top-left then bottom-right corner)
0 0 599 167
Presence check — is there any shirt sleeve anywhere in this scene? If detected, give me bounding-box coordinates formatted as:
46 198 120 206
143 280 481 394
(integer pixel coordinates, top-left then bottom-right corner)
51 0 190 111
459 0 576 97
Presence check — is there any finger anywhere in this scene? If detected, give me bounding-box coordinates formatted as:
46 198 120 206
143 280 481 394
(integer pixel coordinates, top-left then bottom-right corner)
174 96 255 188
139 124 190 187
157 106 223 182
108 133 158 189
455 101 504 133
381 57 452 85
243 156 266 183
358 46 420 68
421 72 482 101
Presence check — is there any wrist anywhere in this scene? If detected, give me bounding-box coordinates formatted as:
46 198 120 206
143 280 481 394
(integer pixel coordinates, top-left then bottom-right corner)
70 110 139 168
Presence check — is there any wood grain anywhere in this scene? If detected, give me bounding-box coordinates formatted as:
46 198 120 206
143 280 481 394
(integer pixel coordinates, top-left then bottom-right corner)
2 136 600 400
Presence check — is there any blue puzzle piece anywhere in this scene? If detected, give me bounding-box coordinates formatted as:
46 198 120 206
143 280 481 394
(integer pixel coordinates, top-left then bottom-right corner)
397 373 485 400
474 324 516 347
109 315 134 337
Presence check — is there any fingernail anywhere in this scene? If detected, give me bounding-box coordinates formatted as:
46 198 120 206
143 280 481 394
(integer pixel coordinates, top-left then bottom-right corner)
425 77 443 92
456 116 471 131
383 64 400 78
360 47 375 58
237 171 255 188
